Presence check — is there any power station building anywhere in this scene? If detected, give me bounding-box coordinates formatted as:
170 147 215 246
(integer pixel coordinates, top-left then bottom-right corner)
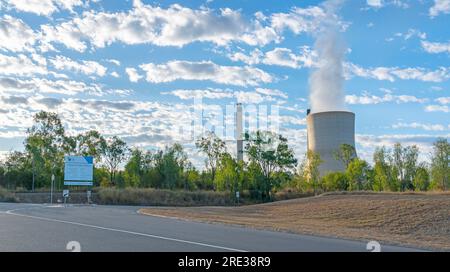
306 110 356 176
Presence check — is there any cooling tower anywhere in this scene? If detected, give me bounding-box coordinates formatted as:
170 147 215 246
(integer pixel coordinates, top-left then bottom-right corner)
306 111 355 175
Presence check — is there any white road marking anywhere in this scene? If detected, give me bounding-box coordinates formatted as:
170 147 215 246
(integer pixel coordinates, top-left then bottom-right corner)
4 208 247 252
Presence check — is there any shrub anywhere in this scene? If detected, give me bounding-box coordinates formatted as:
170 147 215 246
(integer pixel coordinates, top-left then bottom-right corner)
0 187 18 202
321 172 348 191
97 188 235 206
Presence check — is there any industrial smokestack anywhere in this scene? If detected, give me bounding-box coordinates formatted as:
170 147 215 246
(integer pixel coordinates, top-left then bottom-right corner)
236 103 243 162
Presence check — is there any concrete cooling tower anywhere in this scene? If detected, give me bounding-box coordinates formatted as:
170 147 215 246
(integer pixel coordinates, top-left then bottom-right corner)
306 110 356 176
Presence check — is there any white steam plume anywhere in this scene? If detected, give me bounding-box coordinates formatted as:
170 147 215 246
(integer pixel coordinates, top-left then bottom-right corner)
309 0 347 113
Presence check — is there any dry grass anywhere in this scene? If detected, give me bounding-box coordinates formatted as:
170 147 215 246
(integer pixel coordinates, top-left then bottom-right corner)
96 188 237 206
0 187 18 202
140 192 450 251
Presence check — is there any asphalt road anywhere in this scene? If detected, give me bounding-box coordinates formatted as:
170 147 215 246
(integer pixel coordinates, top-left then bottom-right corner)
0 202 422 252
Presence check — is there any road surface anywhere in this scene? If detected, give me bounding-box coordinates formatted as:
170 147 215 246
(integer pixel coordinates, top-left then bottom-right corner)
0 202 422 252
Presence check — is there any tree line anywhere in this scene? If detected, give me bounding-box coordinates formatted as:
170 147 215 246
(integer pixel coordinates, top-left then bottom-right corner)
0 111 448 201
295 141 449 194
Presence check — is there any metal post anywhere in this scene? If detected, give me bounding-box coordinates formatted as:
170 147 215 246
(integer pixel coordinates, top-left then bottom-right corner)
87 189 91 204
32 157 35 192
50 174 55 204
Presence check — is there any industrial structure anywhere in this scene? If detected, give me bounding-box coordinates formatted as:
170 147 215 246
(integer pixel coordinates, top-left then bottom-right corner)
306 110 356 176
236 103 243 162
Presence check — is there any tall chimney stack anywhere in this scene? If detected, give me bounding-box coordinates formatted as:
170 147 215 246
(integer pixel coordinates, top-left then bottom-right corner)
236 103 243 162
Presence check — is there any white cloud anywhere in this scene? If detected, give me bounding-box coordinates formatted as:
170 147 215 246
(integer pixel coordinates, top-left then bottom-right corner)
139 60 273 86
255 88 288 99
279 115 306 126
38 1 346 52
228 49 262 65
392 122 447 131
262 47 316 69
391 29 427 41
228 46 316 69
425 105 450 113
110 71 119 78
345 92 428 105
125 68 142 83
270 6 346 34
0 53 48 77
163 87 287 103
345 62 450 82
0 15 37 52
429 0 450 17
421 40 450 54
366 0 409 9
0 76 129 96
1 0 83 16
0 93 204 152
49 55 107 77
233 91 277 104
39 1 258 51
435 97 450 104
106 59 121 66
367 0 383 8
163 89 234 100
40 22 88 52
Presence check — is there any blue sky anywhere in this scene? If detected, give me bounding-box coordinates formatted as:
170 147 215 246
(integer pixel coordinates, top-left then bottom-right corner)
0 0 449 167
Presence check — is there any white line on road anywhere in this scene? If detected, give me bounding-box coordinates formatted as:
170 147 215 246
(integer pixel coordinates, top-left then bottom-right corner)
4 208 247 252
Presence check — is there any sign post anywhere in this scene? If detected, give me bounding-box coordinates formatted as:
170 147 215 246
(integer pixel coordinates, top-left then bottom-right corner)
63 189 69 205
64 156 94 186
64 156 94 204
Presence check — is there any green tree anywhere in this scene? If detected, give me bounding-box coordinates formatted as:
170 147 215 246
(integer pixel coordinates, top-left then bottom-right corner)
430 138 449 190
403 145 419 191
195 132 227 183
391 143 419 191
373 146 398 191
413 164 430 191
333 143 356 169
246 160 266 200
346 158 371 191
3 151 33 190
184 165 201 190
24 135 45 191
124 149 146 187
214 153 243 195
74 130 106 160
153 143 188 189
100 136 129 186
245 131 297 201
300 150 322 195
25 111 69 189
321 172 348 191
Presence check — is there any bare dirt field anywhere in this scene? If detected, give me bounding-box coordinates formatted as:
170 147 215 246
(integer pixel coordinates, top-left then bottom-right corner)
140 192 450 251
